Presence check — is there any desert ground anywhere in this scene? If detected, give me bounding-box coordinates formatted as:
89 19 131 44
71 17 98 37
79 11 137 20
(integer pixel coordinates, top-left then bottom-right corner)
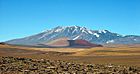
0 44 140 66
0 44 140 73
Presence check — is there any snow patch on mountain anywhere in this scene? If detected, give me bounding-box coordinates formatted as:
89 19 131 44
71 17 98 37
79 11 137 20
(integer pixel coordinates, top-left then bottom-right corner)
94 33 100 37
87 30 93 34
5 26 140 45
73 35 80 40
81 30 87 34
134 39 137 41
106 40 114 43
102 30 107 33
98 30 107 33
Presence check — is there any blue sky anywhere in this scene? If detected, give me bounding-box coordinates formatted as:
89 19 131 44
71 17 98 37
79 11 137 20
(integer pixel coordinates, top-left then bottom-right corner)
0 0 140 42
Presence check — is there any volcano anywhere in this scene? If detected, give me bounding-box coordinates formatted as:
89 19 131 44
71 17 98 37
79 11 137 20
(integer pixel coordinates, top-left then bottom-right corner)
37 38 102 48
6 26 140 45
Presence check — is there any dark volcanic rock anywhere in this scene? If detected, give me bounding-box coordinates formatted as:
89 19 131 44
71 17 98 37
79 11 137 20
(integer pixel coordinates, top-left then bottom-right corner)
68 39 103 47
0 42 6 45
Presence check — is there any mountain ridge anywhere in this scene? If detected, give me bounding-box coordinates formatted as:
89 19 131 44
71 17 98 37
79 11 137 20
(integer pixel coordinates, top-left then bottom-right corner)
6 26 140 45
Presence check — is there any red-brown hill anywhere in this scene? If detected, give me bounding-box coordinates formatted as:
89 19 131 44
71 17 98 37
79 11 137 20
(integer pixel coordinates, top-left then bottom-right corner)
39 38 103 48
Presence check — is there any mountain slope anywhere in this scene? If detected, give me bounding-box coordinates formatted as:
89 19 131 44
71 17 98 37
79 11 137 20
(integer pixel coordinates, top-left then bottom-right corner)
6 26 140 45
37 37 102 48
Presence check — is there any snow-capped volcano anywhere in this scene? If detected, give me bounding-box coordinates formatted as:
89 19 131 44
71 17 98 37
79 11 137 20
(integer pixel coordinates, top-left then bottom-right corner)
6 26 140 45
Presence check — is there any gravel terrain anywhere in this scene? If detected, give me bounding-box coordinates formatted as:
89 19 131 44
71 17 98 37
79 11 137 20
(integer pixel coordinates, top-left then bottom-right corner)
0 57 140 74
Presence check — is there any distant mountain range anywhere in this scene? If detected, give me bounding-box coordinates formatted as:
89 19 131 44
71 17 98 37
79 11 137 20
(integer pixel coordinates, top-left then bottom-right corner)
6 26 140 45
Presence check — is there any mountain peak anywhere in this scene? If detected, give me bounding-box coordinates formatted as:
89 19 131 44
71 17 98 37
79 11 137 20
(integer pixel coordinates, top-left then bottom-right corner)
52 26 110 35
6 26 140 45
54 25 86 29
98 30 109 33
67 25 81 28
49 26 89 33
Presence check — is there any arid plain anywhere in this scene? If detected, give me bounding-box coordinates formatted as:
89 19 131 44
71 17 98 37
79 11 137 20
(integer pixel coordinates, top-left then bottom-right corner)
0 44 140 66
